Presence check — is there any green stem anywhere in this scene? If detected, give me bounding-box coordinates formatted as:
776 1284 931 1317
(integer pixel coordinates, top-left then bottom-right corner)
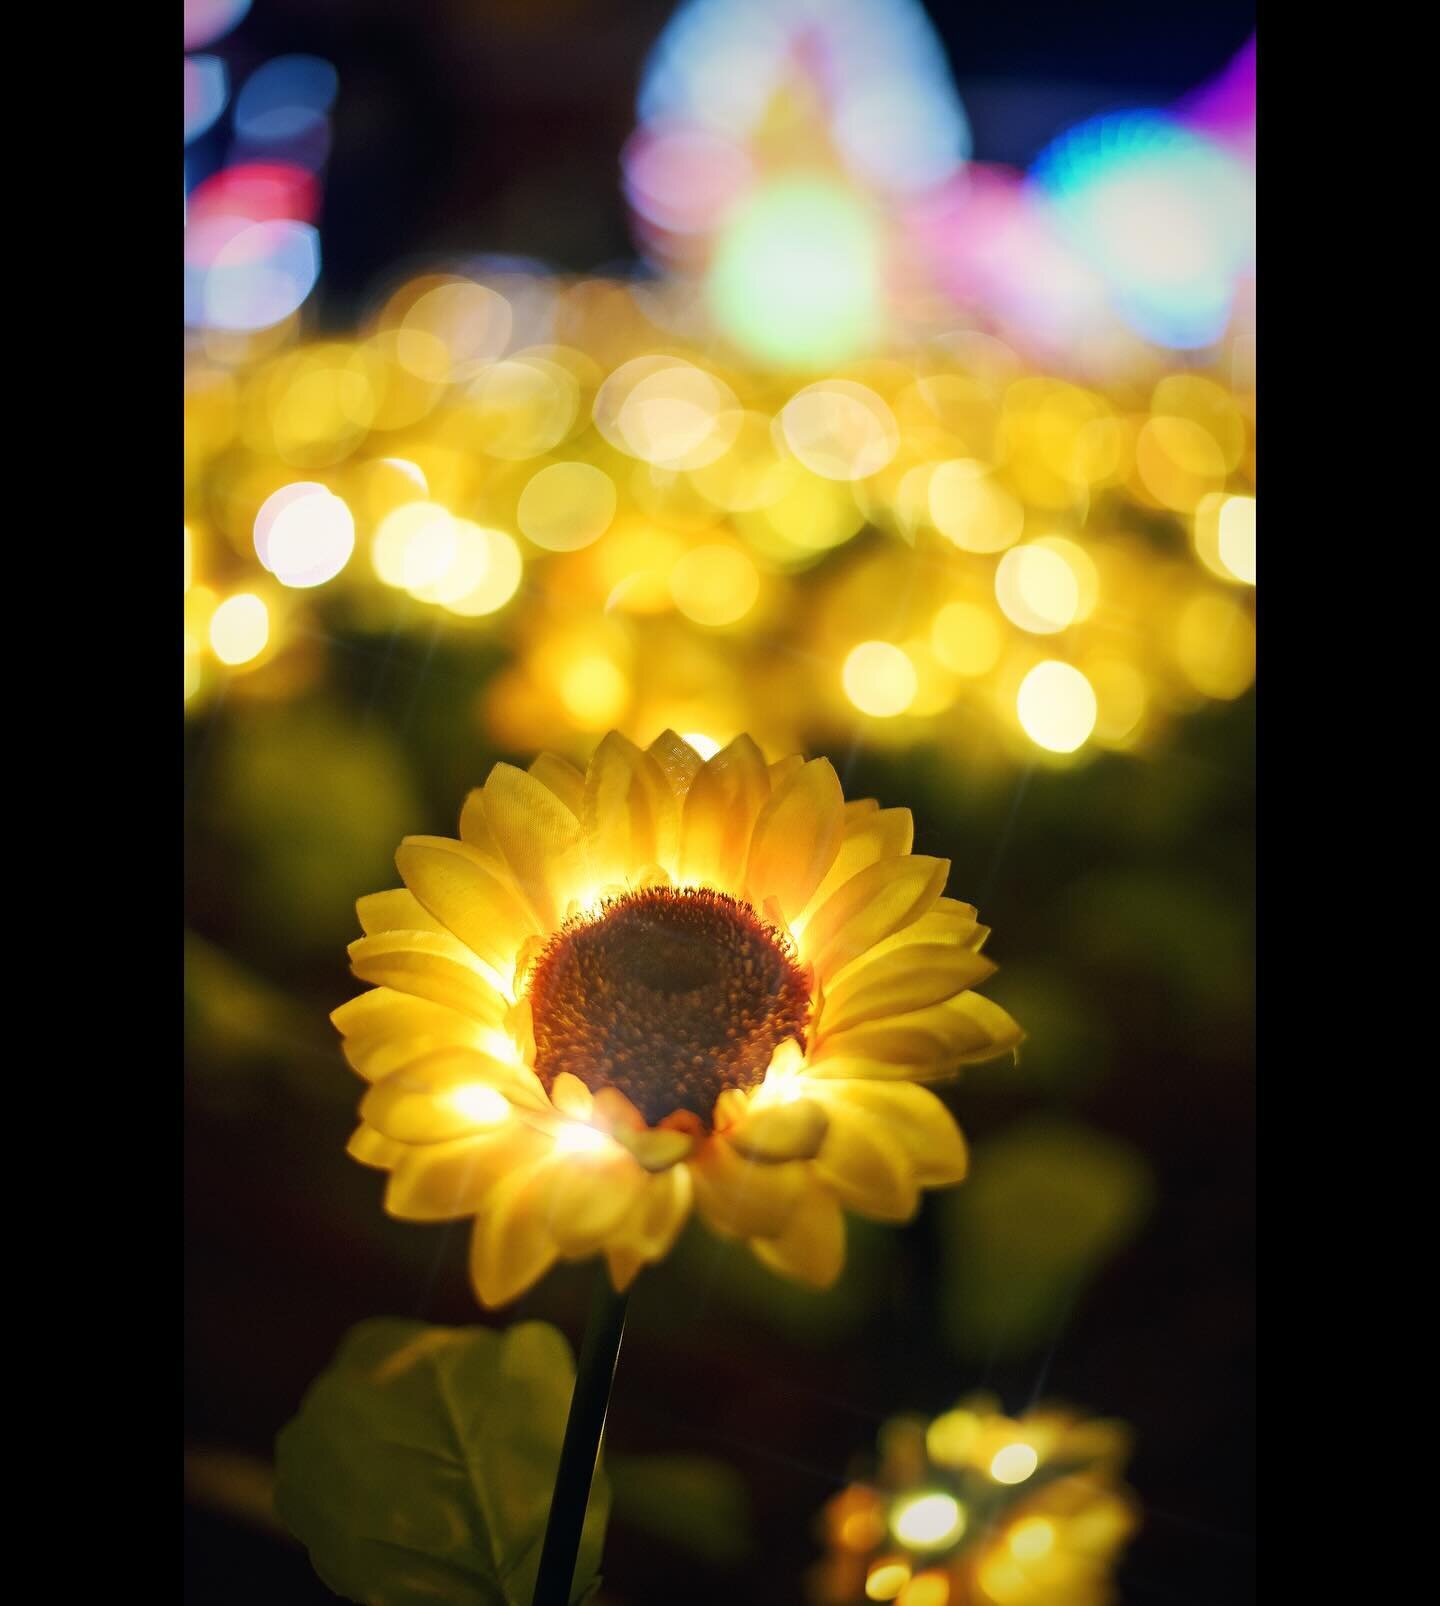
533 1265 630 1605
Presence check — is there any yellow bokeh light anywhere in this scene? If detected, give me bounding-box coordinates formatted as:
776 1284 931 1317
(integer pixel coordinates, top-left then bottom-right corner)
682 732 722 760
670 545 760 627
1218 495 1256 584
1006 1516 1056 1562
1087 658 1148 745
988 1442 1040 1484
925 1409 981 1467
445 527 523 617
1016 662 1097 754
398 280 512 382
517 461 617 551
898 1572 950 1606
892 1492 966 1550
469 355 579 461
1174 593 1255 699
977 1555 1029 1603
615 362 741 470
866 1560 912 1601
844 642 918 717
995 544 1081 635
839 1507 888 1553
1135 416 1227 512
931 604 1002 678
183 526 193 593
780 380 900 482
559 655 629 727
929 459 1024 553
372 502 458 590
445 1084 510 1128
209 593 270 666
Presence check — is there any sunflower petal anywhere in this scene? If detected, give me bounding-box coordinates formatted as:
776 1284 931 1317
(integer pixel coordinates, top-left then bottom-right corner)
728 1098 829 1162
805 1080 968 1186
384 1126 549 1221
529 751 586 816
348 932 509 1026
361 1047 547 1142
690 1137 808 1238
818 946 997 1037
811 991 1022 1073
802 856 950 981
483 762 587 931
646 730 704 805
799 807 915 925
841 897 983 971
457 789 509 871
470 1162 560 1307
346 1122 407 1170
395 835 537 975
355 889 449 936
744 757 845 923
751 1185 845 1287
583 731 678 886
544 1152 648 1254
812 1112 918 1221
678 735 771 890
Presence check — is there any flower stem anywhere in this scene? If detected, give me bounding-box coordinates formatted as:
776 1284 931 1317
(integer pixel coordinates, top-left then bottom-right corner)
533 1264 630 1605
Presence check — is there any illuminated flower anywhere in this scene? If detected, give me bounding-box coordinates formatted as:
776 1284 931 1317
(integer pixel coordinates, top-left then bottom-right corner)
812 1395 1139 1606
335 729 1021 1306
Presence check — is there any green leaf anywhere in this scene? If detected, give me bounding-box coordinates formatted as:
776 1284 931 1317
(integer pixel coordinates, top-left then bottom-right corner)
607 1453 753 1567
937 1120 1153 1361
274 1319 609 1606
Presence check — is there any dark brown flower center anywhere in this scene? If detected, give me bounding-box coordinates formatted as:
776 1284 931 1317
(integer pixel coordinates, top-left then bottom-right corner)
527 885 811 1126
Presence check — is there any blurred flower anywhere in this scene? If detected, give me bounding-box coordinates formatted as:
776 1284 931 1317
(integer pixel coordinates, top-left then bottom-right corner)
335 730 1020 1306
812 1395 1138 1606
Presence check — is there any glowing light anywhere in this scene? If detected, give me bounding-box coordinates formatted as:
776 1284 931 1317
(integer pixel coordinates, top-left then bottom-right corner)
1135 417 1227 512
254 484 354 588
928 460 1024 553
925 1409 981 1466
444 527 524 617
683 732 722 759
1218 495 1256 584
184 56 229 145
891 1492 966 1550
209 594 269 665
1035 111 1255 349
780 381 899 482
844 642 918 717
899 1573 950 1606
601 360 741 470
233 55 338 146
866 1559 912 1601
517 462 617 552
707 176 883 368
988 1442 1040 1484
670 545 759 626
445 1084 510 1129
184 0 251 50
400 282 512 383
372 502 457 590
1088 659 1148 745
1174 594 1255 699
931 602 1002 677
559 656 629 727
189 220 320 332
995 544 1081 634
623 124 752 238
470 356 579 460
1007 1516 1056 1562
1016 662 1097 754
555 1123 610 1155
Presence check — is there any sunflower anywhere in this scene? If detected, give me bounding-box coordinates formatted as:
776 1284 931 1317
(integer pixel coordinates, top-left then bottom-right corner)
334 730 1021 1307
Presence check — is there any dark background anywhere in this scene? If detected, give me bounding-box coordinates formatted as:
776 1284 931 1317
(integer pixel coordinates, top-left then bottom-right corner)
184 4 1255 1602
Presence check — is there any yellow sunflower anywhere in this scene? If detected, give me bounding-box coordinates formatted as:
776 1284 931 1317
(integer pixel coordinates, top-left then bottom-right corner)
334 730 1021 1307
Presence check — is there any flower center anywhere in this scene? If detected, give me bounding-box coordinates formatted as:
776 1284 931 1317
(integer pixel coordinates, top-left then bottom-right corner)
526 885 811 1126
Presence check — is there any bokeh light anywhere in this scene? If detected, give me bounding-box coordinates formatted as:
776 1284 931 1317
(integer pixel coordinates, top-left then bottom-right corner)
1016 662 1098 753
208 593 270 665
844 642 918 717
